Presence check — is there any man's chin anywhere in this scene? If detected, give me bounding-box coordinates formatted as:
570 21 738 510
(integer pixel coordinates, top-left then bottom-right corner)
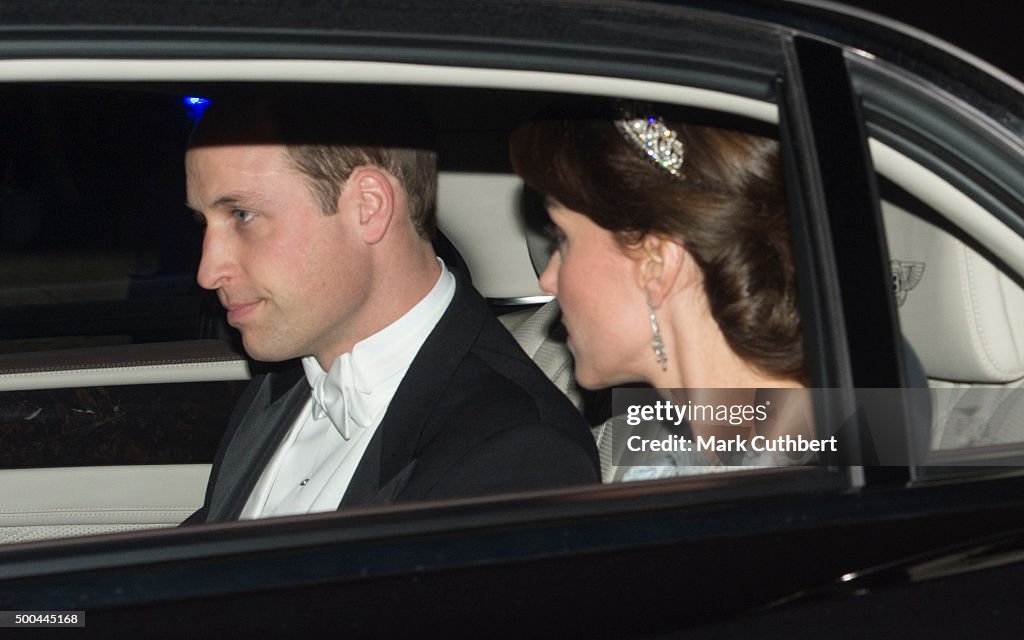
240 336 297 364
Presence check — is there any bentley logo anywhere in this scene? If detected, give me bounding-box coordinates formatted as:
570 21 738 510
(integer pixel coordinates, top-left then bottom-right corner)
891 260 925 306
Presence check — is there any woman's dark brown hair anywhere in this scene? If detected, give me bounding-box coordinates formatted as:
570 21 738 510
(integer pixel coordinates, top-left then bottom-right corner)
509 110 807 384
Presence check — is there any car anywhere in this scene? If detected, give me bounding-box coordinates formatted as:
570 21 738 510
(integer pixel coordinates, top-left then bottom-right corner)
0 0 1023 636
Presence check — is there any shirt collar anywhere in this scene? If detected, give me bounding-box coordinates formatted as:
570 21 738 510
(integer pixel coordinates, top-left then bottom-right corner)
302 259 456 438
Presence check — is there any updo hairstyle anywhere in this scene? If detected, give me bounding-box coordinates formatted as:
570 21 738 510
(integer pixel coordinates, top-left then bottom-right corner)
509 109 807 384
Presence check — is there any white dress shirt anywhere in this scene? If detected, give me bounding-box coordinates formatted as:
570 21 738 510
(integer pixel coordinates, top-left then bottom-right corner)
241 260 456 519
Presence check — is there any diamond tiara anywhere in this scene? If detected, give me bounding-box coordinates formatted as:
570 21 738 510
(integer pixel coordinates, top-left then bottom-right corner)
615 107 685 178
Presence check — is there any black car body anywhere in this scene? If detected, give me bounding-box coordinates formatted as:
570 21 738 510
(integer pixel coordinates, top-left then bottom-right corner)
0 0 1023 636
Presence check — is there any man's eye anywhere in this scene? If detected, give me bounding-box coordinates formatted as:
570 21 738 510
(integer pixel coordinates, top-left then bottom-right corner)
232 209 257 224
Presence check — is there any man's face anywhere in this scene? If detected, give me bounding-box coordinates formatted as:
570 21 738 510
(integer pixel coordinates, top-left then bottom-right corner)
186 142 371 365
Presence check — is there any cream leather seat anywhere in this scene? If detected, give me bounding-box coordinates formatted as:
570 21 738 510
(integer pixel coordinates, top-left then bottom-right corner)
499 302 626 481
884 201 1024 449
499 300 582 412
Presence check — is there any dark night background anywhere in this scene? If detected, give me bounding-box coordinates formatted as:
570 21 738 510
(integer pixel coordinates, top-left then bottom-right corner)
832 0 1022 81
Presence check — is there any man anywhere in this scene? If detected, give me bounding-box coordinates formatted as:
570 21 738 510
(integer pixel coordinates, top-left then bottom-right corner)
184 90 599 523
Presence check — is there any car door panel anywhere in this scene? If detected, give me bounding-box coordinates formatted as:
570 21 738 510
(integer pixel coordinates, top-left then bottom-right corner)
0 340 247 542
0 464 210 544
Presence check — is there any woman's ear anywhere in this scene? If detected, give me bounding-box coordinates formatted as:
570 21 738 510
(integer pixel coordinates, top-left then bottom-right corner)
636 234 685 307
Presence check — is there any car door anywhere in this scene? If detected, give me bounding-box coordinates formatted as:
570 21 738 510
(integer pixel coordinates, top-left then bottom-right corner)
0 2 1022 637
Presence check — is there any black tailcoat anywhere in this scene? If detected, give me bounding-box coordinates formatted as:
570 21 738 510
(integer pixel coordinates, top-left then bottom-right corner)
188 272 599 523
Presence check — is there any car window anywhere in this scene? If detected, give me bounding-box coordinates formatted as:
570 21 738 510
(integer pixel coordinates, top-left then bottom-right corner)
0 87 246 471
0 76 854 543
0 86 207 354
0 10 973 552
851 55 1024 472
879 176 1024 470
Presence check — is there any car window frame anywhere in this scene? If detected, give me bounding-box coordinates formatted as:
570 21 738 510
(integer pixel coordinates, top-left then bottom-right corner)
848 50 1024 478
0 88 852 517
0 1 955 616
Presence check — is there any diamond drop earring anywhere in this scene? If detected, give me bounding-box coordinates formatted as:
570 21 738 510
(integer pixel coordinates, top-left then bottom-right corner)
648 298 668 372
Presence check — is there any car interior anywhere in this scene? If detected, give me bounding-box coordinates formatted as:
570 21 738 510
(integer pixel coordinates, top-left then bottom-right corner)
0 55 1022 545
881 182 1024 450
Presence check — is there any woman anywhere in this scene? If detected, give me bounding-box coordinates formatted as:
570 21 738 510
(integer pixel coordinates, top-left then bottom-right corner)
509 103 812 478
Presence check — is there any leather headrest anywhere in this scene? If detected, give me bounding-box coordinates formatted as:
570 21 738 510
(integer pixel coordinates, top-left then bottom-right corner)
884 202 1024 383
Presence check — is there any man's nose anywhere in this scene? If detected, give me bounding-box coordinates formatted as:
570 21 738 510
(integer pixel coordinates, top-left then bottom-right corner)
196 227 233 291
538 251 560 296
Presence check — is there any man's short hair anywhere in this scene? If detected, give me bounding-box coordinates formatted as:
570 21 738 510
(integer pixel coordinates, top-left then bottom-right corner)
189 87 438 240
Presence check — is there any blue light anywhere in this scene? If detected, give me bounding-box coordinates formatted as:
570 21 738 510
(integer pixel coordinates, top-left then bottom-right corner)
183 96 211 122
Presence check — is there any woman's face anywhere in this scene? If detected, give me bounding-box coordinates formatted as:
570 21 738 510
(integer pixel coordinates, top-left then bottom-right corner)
540 203 651 389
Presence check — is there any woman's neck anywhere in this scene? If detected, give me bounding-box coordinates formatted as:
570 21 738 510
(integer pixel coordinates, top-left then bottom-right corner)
645 294 801 390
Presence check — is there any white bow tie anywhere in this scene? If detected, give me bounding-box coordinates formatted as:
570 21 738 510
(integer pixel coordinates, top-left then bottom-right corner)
305 355 372 440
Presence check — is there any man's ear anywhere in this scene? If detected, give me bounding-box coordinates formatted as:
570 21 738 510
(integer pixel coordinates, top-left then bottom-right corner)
345 167 395 244
635 234 685 307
